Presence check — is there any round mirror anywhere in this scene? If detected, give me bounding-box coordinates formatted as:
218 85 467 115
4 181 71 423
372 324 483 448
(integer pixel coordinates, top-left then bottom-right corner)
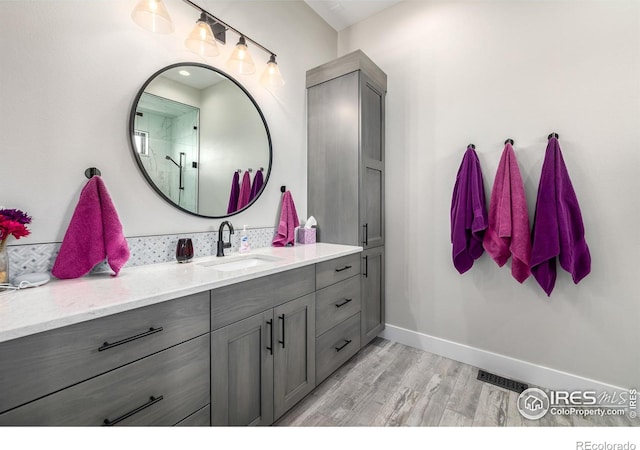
129 63 272 218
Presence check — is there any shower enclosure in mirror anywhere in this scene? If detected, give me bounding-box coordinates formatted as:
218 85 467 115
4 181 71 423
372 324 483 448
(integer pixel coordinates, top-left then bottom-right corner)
130 63 272 218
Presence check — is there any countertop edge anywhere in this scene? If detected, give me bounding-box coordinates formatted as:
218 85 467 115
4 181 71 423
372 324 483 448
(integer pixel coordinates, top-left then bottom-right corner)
0 244 363 343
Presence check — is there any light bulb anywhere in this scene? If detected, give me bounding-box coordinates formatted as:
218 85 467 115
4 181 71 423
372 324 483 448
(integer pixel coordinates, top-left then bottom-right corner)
260 55 285 89
227 36 256 75
185 14 219 57
131 0 174 34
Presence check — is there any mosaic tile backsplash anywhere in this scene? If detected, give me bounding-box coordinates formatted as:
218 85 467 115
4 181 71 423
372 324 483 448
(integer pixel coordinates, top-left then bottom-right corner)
6 227 277 282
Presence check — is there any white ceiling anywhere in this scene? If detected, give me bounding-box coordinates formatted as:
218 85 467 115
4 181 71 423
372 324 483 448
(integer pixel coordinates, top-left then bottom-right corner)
304 0 403 31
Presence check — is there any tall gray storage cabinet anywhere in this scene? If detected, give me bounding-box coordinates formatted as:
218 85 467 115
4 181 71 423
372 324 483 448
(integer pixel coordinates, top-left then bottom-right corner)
306 50 386 347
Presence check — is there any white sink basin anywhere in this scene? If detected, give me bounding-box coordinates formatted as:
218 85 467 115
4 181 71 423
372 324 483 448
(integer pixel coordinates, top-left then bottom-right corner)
198 254 281 272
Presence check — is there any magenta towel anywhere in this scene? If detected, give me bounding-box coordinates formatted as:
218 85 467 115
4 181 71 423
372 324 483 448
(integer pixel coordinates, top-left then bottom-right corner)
249 169 264 202
52 176 130 279
450 146 488 274
236 171 251 211
227 171 240 214
530 137 591 296
482 143 531 283
272 191 299 247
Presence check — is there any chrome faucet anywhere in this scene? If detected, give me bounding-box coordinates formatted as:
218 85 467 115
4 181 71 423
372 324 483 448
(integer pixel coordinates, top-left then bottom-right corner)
216 221 234 257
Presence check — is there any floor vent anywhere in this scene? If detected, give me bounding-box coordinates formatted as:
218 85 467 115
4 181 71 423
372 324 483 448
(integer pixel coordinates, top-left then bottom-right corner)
477 370 528 393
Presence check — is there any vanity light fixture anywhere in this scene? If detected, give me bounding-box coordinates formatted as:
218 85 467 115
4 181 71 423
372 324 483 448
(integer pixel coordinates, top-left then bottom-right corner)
131 0 285 88
260 54 285 88
184 12 221 57
131 0 174 34
227 36 256 76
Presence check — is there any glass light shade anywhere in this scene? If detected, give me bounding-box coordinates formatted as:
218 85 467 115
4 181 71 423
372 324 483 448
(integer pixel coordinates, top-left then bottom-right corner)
226 37 256 75
185 20 219 57
131 0 174 34
260 58 285 89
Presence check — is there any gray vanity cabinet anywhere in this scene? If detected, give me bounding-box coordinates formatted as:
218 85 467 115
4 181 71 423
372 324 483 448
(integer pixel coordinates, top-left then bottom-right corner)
210 267 316 426
273 293 315 419
211 309 275 426
0 292 211 426
307 50 387 348
362 246 385 344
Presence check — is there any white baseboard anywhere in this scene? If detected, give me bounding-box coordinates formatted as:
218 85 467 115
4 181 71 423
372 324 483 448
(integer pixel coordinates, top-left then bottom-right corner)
379 324 628 394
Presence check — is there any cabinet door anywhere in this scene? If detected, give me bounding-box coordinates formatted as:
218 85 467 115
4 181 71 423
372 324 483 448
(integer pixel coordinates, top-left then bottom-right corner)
307 71 360 245
273 294 316 420
361 247 385 347
360 74 385 249
211 310 274 426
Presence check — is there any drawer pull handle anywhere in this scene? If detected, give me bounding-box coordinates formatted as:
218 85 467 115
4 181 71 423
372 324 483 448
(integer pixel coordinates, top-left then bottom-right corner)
335 339 352 352
335 298 353 308
266 319 274 355
363 255 368 278
103 395 164 426
363 223 369 246
278 314 286 348
335 265 352 273
98 327 163 352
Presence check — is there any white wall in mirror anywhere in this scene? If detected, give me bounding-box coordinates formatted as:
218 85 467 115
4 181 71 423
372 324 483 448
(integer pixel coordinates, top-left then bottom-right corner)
198 81 270 216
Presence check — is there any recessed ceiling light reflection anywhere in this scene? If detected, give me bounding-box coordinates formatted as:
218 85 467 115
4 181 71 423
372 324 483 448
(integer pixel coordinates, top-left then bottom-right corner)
179 70 191 76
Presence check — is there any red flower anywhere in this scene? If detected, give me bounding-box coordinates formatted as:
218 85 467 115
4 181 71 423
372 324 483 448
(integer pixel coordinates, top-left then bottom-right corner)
0 216 30 242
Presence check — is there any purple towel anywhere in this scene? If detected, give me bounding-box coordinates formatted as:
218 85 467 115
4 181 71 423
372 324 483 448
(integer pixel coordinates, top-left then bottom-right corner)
530 137 591 296
236 171 252 211
482 143 531 283
227 171 240 214
249 169 264 202
272 191 299 247
451 146 488 274
52 176 130 278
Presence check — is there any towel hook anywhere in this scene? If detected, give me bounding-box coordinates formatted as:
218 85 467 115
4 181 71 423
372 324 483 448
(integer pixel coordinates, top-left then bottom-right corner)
468 143 475 149
280 186 286 193
505 138 514 145
548 132 559 140
248 168 253 173
85 167 101 179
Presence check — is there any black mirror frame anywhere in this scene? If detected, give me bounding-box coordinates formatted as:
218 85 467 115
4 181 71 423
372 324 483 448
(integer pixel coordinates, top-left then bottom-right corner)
128 62 273 218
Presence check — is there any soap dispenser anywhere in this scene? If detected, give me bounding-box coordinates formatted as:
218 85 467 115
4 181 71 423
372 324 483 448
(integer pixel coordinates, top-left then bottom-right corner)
239 225 251 253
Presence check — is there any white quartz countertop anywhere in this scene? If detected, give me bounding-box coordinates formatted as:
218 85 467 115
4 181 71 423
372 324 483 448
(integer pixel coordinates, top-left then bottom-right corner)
0 243 362 343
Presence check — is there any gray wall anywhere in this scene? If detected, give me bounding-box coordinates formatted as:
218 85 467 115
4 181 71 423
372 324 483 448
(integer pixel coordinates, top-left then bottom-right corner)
339 0 640 388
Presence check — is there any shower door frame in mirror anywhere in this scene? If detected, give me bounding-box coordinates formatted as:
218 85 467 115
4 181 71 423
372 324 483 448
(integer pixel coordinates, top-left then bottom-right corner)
129 62 272 218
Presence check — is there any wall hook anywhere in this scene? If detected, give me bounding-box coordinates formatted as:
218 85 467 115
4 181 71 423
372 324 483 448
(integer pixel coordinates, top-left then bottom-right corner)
548 132 559 140
505 138 514 145
468 143 475 149
85 167 101 179
280 186 286 193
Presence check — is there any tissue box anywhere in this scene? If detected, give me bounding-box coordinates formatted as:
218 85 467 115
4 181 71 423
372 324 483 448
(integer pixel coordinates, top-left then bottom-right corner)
297 228 316 244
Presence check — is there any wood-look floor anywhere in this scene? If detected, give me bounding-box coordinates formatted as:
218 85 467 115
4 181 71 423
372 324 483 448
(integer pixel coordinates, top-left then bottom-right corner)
276 338 637 427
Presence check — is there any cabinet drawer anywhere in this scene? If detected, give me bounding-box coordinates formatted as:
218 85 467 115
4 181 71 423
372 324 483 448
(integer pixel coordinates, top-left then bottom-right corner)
315 253 361 290
211 265 315 331
316 275 361 337
316 313 361 384
175 404 211 427
0 334 210 426
0 291 210 414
